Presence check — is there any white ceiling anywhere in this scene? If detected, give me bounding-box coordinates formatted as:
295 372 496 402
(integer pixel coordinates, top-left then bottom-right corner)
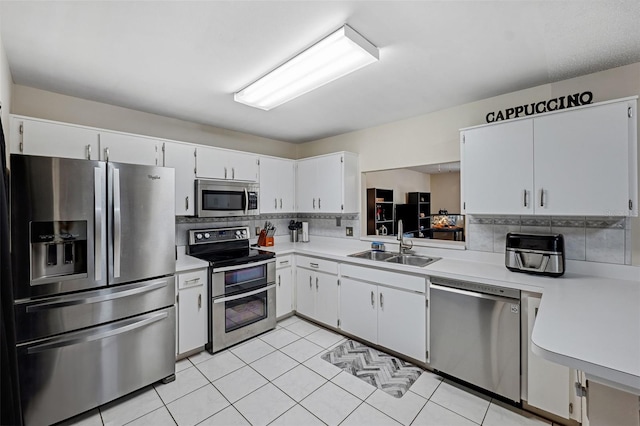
1 1 639 143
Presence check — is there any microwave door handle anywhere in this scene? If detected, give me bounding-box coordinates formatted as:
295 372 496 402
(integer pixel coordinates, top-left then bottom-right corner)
113 167 121 278
244 187 249 214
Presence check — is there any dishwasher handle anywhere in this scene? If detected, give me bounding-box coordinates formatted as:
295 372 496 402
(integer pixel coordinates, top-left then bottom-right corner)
431 283 519 303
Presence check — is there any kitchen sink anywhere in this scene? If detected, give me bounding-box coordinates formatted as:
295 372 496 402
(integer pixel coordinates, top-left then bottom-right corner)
348 250 440 267
385 254 439 267
348 250 397 261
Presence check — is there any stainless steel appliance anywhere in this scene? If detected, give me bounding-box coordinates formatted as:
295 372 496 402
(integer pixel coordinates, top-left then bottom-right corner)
186 226 276 353
430 277 521 402
505 233 565 277
10 155 176 426
196 179 259 217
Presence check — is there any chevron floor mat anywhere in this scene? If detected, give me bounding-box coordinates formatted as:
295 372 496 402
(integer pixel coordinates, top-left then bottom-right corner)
321 339 423 398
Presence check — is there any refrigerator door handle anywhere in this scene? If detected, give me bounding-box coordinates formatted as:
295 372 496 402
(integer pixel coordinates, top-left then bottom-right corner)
94 168 103 281
113 167 122 278
25 311 168 354
25 280 168 313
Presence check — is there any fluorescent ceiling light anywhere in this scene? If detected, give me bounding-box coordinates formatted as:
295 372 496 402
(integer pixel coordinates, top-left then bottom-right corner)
234 25 379 111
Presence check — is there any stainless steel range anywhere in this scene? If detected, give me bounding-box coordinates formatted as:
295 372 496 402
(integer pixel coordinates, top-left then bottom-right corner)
186 226 276 353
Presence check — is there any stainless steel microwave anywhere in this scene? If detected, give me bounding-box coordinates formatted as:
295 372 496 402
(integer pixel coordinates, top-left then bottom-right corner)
196 179 259 217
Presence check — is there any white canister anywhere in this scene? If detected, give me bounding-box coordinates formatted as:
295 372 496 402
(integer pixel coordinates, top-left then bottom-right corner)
301 222 309 242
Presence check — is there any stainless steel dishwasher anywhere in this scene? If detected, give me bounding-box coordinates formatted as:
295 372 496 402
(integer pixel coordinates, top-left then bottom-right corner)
430 277 521 402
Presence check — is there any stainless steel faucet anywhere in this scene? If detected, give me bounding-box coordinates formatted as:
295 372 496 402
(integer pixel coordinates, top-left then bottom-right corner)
396 220 413 254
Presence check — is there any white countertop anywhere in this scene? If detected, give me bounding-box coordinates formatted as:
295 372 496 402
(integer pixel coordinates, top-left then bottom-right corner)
176 249 209 272
176 236 640 393
531 276 640 394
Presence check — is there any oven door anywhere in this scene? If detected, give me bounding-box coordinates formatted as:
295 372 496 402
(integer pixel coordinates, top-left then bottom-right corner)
196 180 258 217
209 260 276 353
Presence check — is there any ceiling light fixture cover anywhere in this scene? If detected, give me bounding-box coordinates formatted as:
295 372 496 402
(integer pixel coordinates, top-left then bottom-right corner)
234 24 379 111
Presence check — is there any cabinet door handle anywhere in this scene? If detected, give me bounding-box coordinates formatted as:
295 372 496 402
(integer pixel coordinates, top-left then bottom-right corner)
313 198 316 209
316 277 319 290
198 293 202 309
309 276 312 288
279 198 282 209
370 290 374 306
318 198 321 209
539 189 545 207
224 167 227 179
278 275 281 286
523 190 528 207
185 196 189 211
86 144 92 160
275 198 278 209
232 168 235 180
379 292 384 309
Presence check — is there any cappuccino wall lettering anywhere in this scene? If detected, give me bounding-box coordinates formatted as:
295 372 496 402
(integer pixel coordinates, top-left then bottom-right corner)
486 91 593 123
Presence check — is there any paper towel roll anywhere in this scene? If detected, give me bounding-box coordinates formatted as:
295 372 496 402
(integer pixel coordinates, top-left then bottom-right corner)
301 222 309 242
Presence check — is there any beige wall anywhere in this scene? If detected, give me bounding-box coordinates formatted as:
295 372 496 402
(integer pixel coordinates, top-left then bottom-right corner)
296 63 640 171
10 85 298 159
0 24 13 138
365 169 430 204
298 63 640 265
430 172 461 214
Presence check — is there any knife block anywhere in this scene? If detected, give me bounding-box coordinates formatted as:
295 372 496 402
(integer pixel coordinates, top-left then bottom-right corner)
257 230 274 247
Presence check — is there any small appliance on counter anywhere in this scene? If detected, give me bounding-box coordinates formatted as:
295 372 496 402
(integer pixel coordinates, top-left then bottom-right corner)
505 233 565 277
301 221 310 242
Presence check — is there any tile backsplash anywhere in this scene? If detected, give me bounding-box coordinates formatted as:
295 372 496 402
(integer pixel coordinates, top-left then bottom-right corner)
467 215 631 265
176 213 360 246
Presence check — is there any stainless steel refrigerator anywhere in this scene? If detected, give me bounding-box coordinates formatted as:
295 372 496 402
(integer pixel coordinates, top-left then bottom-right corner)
10 155 176 426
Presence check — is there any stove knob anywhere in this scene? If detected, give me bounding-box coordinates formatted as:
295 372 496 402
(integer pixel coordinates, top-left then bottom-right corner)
204 233 210 239
196 233 203 240
235 230 241 235
241 230 248 236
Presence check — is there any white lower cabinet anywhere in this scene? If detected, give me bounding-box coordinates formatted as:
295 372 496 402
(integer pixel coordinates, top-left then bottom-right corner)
525 295 582 422
295 256 339 328
176 268 208 356
276 255 294 318
339 264 427 362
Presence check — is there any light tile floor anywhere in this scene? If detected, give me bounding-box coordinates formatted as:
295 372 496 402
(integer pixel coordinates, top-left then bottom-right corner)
61 316 555 426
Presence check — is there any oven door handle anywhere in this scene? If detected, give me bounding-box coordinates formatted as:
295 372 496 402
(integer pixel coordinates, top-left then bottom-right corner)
213 258 274 273
213 284 276 304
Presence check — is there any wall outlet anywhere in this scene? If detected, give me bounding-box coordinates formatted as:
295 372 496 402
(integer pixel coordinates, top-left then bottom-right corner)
255 226 261 236
346 227 353 237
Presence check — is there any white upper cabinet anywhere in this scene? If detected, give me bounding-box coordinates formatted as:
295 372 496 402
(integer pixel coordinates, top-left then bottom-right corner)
164 142 196 216
10 116 99 160
99 131 160 166
296 152 359 213
462 120 534 215
533 101 634 216
196 146 259 182
461 97 638 216
259 156 295 213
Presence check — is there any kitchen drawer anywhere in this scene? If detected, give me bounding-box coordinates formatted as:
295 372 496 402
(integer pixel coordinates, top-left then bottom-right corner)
296 255 338 275
276 255 293 269
341 263 426 293
178 269 207 290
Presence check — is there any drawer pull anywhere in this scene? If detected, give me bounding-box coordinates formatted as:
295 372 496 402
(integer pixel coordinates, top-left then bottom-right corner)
184 278 200 285
310 263 319 268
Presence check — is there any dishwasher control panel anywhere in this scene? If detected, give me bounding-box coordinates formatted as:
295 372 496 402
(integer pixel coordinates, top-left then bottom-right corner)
430 277 520 300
